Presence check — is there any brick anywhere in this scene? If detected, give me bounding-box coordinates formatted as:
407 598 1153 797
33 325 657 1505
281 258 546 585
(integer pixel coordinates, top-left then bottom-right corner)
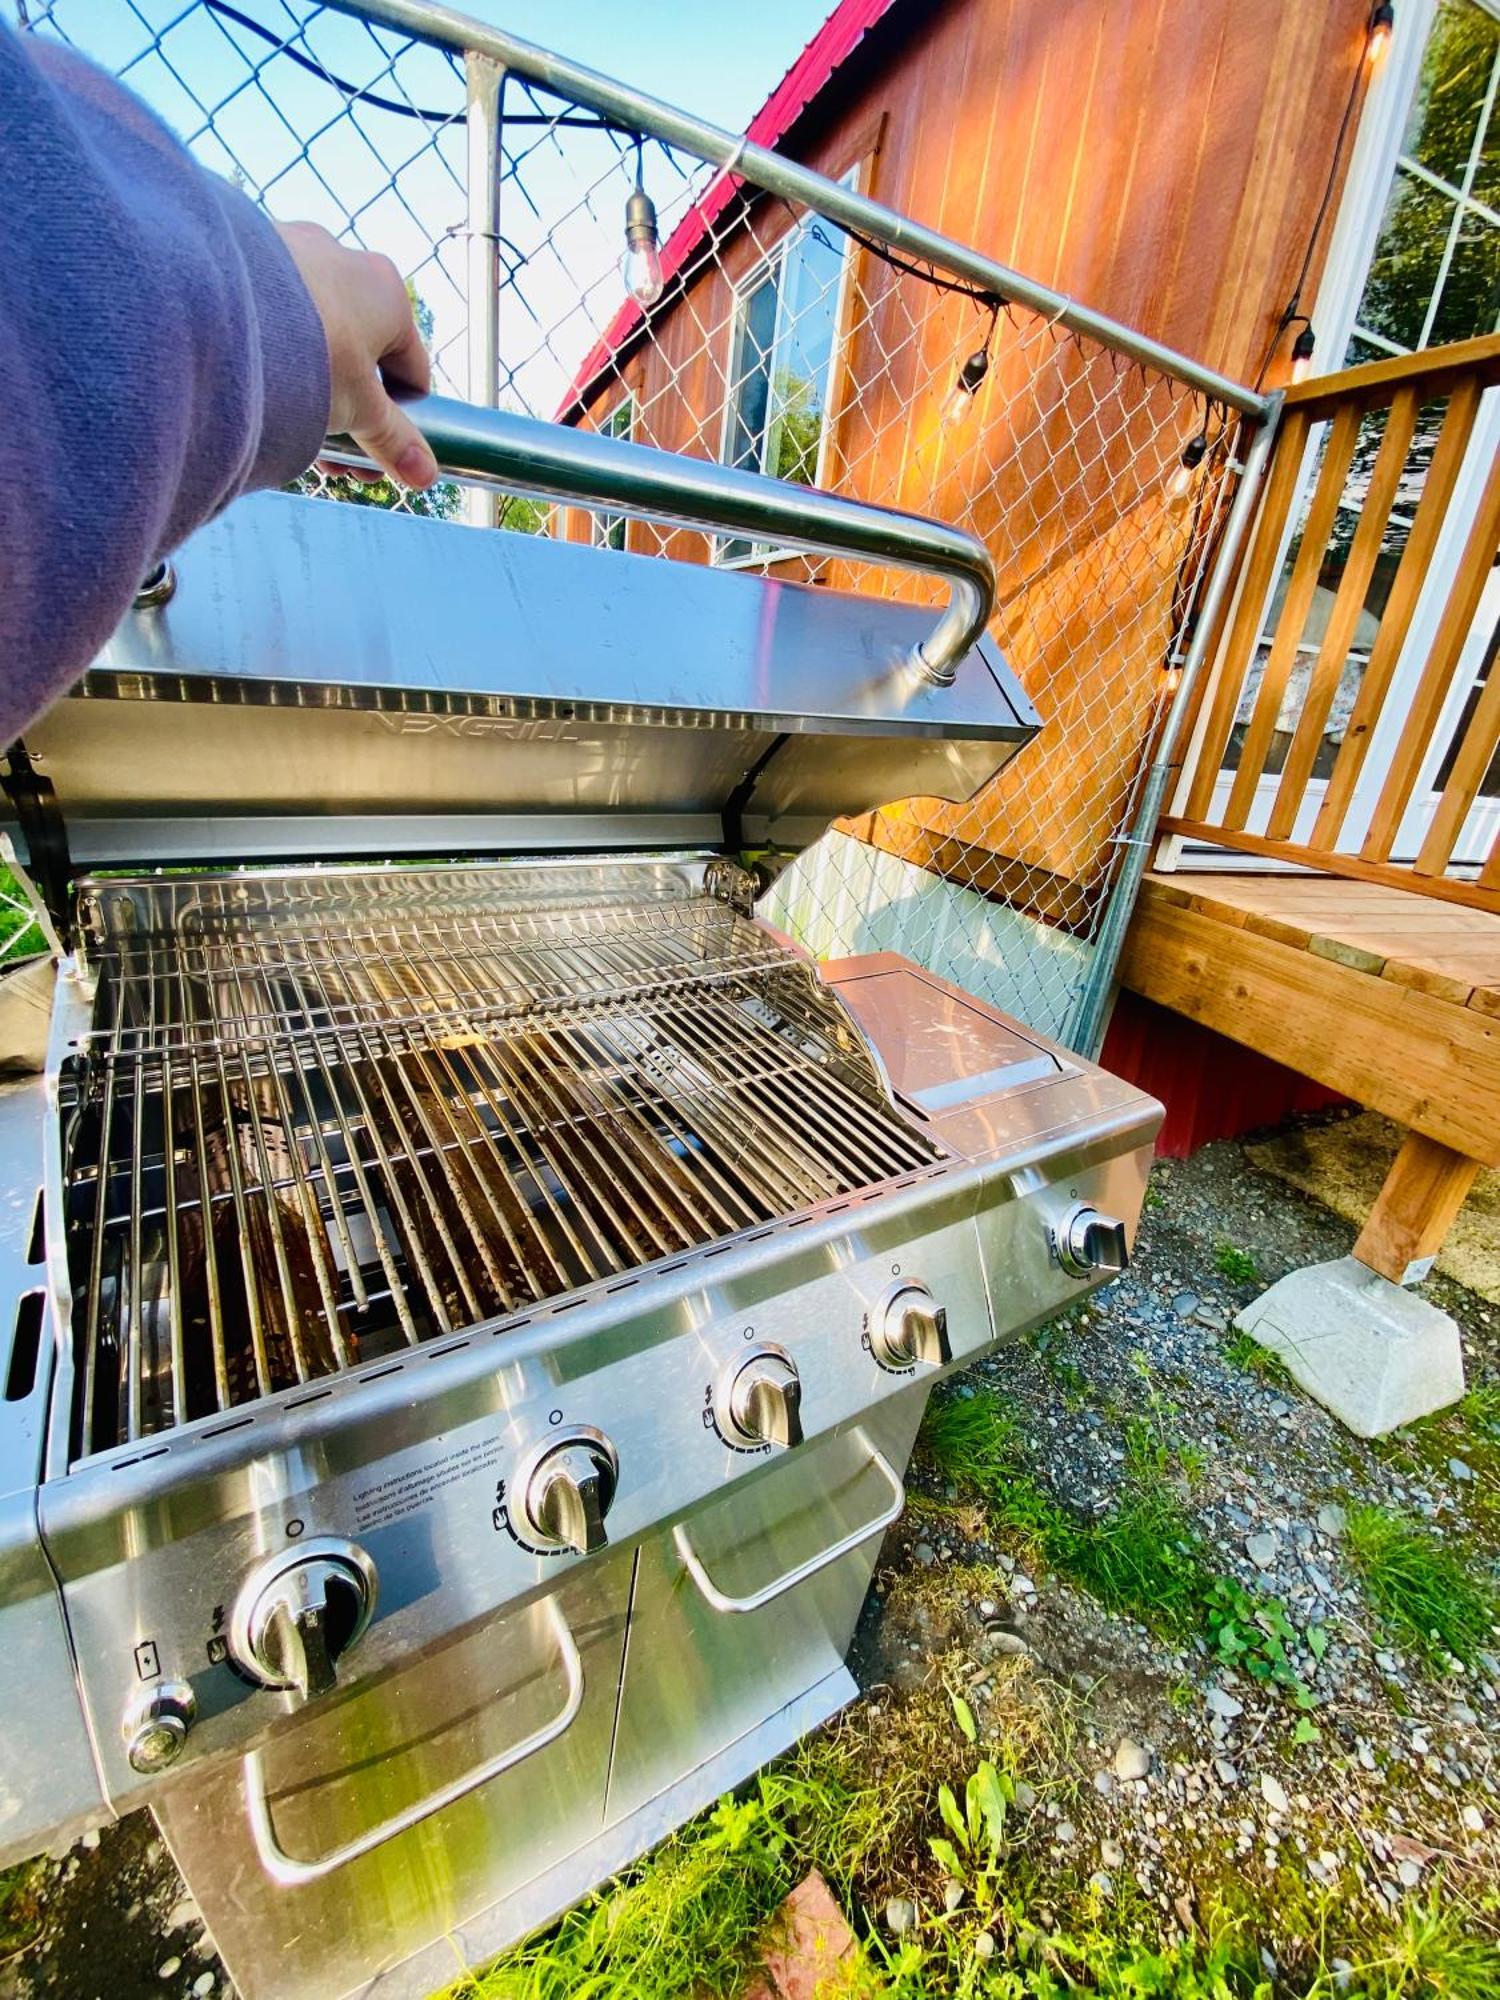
757 1870 857 2000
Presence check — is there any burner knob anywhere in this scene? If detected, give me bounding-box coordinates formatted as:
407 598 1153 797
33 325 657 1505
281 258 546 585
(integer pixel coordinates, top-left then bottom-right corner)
717 1346 803 1449
873 1283 951 1371
123 1681 196 1775
1052 1204 1129 1279
230 1539 377 1699
517 1430 619 1554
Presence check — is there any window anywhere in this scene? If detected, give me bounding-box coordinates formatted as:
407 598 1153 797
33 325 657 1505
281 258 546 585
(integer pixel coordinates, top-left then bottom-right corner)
593 395 635 551
717 184 856 563
1349 0 1499 364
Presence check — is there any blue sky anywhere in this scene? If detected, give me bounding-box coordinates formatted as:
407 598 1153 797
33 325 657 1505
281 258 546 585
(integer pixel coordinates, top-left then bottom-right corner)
460 1 835 133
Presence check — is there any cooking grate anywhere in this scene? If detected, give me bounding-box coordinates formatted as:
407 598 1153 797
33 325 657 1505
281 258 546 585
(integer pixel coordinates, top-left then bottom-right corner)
62 871 944 1458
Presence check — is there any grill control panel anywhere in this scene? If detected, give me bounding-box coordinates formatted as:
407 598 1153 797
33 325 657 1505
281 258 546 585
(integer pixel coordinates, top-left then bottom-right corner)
228 1538 378 1700
714 1346 803 1451
54 1143 1153 1806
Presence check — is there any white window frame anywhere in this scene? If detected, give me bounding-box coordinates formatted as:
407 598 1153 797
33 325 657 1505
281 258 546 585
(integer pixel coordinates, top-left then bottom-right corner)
714 167 861 568
592 393 636 552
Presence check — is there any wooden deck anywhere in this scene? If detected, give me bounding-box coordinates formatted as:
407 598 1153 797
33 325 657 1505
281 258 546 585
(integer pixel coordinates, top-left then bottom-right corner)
1120 871 1500 1282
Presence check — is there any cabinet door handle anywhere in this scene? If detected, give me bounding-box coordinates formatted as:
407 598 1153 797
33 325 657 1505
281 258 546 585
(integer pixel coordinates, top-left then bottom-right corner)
244 1597 583 1886
672 1429 904 1615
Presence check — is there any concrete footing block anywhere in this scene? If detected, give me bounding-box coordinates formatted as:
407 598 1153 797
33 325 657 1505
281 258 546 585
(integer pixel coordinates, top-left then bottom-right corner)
1234 1256 1465 1439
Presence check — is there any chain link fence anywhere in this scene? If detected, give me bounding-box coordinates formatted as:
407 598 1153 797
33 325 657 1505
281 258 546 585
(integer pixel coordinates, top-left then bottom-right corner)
17 0 1258 1049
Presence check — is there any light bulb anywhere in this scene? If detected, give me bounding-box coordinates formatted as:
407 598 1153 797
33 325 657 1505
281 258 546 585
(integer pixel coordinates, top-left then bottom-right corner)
941 346 990 430
1290 324 1317 383
623 185 663 307
1366 1 1394 64
1168 432 1208 503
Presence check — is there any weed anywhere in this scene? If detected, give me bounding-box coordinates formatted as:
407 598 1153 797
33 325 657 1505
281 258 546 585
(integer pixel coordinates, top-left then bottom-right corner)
927 1760 1011 1907
0 867 45 966
1199 1578 1319 1702
0 1861 43 1957
1213 1242 1259 1286
919 1387 1323 1705
1346 1503 1497 1668
1223 1327 1294 1390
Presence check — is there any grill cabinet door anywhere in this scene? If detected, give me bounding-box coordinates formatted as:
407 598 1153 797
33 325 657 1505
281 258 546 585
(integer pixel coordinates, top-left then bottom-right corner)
152 1554 630 2000
604 1391 926 1829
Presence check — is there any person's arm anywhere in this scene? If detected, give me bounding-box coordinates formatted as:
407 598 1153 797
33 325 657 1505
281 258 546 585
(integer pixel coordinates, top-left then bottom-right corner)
0 29 437 748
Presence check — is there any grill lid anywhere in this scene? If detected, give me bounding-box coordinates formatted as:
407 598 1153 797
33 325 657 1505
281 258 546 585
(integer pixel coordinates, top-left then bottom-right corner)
16 483 1038 866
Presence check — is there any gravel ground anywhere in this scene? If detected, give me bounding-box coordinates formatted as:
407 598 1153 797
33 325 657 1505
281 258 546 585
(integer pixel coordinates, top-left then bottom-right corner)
6 1114 1496 1996
863 1115 1500 1966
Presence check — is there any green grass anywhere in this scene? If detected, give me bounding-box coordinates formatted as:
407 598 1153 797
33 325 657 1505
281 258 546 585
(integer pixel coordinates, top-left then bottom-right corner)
918 1389 1210 1641
917 1389 1316 1697
1373 1385 1500 1553
1213 1243 1260 1286
1345 1503 1498 1668
1223 1327 1294 1391
0 1860 44 1956
454 1705 1500 2000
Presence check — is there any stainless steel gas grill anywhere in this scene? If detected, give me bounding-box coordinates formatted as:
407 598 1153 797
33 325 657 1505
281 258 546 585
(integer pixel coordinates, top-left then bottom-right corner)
0 400 1160 1999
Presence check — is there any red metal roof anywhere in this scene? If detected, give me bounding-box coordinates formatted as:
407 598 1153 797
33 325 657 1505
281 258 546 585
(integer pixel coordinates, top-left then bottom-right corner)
557 0 901 420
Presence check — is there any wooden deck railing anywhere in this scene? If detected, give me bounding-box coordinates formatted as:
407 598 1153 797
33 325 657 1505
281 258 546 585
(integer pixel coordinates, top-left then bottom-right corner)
1161 333 1500 914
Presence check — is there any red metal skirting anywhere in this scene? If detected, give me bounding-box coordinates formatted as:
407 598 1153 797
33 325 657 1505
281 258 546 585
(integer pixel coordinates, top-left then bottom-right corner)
1101 989 1346 1160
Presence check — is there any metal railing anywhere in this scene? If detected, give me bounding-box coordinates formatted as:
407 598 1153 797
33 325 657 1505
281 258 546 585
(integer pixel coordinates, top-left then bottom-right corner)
17 0 1271 1051
332 394 997 681
1165 334 1500 916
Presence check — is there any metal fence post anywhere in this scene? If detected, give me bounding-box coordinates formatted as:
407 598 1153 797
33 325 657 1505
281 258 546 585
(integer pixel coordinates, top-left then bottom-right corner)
1067 394 1285 1060
464 50 504 529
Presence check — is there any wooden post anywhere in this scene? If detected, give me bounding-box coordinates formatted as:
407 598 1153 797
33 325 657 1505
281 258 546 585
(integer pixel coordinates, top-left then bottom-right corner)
1353 1130 1482 1286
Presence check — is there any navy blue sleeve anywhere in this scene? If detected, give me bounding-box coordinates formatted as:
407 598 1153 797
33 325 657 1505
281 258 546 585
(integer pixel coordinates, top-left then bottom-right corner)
0 28 331 746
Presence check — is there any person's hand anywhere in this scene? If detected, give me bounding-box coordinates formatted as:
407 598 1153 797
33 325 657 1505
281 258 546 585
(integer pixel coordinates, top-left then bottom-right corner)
275 222 438 490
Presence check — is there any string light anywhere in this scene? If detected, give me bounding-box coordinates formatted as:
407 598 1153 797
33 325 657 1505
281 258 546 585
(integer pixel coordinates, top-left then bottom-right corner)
1366 1 1395 65
1168 432 1209 503
622 140 663 306
941 299 1002 431
942 347 991 429
1253 10 1383 394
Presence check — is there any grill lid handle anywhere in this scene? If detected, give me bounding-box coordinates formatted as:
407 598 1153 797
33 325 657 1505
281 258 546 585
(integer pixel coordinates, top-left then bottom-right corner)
321 395 996 688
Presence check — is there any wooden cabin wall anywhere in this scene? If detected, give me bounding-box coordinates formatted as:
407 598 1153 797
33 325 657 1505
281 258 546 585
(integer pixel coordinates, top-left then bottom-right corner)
563 0 1369 898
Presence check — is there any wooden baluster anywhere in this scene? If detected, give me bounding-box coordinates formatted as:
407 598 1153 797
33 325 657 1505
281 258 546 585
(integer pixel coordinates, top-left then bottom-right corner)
1182 409 1311 821
1266 389 1419 841
1362 450 1500 865
1312 379 1482 848
1222 404 1362 831
1414 616 1500 876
